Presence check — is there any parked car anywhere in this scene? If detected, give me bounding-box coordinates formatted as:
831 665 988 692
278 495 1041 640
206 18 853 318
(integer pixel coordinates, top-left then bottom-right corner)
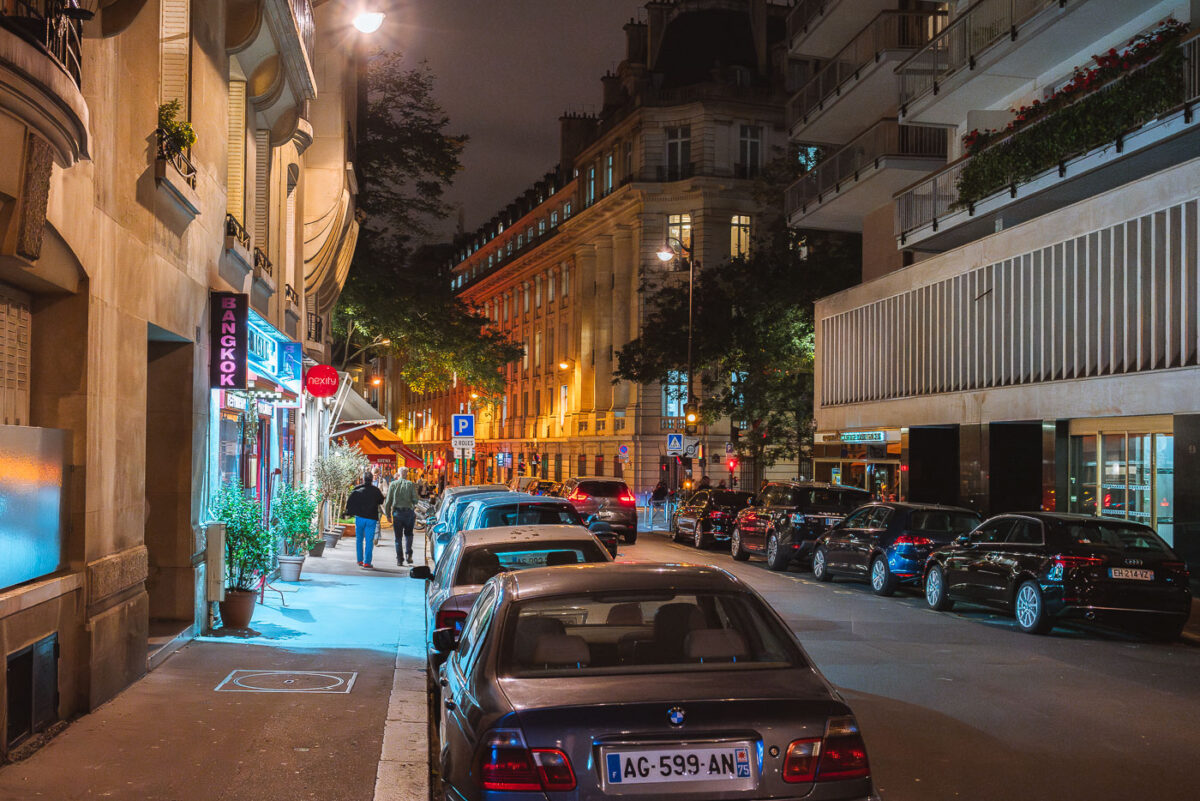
411 525 612 676
923 512 1191 638
433 562 874 801
425 484 507 528
671 490 755 549
458 492 619 557
558 476 639 543
508 475 558 495
429 490 518 563
731 482 871 570
812 503 982 595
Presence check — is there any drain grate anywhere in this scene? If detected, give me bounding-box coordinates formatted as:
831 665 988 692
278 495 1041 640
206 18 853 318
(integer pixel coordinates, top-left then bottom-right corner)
214 670 358 694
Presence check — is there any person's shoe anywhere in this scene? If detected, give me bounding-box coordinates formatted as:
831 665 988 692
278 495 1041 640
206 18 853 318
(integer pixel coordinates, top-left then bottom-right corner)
363 563 373 569
397 557 403 565
407 554 414 565
357 561 364 566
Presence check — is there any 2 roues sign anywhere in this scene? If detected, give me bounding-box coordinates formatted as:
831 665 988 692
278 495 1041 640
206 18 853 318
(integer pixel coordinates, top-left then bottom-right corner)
304 364 340 397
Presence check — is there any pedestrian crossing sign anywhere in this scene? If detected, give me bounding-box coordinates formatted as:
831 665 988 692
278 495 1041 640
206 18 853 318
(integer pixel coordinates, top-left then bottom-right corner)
667 434 684 454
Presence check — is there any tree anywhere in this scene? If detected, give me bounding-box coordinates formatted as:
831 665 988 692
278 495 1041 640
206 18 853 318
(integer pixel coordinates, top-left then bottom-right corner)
615 154 860 487
333 52 520 393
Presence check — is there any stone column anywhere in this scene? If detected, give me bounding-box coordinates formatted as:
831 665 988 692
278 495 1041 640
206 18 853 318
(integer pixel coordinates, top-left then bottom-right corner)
593 235 614 411
575 245 597 412
611 227 633 410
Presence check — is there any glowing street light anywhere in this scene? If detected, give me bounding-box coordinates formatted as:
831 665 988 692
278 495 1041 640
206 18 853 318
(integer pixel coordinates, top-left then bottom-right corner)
353 11 385 33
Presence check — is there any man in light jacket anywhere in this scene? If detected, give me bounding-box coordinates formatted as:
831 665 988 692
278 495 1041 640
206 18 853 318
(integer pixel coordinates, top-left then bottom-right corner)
385 468 421 565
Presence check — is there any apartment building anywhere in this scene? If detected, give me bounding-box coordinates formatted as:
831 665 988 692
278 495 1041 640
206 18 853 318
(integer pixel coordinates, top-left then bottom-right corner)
395 0 792 495
789 0 1200 567
0 1 361 754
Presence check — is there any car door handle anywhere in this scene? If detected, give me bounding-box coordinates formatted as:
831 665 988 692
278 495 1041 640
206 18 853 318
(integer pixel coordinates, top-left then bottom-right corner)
439 677 448 687
444 699 457 710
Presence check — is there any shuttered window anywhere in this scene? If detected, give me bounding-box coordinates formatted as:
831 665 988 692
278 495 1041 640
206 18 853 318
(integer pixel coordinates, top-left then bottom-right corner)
254 131 271 245
0 284 32 426
227 80 246 222
159 0 191 114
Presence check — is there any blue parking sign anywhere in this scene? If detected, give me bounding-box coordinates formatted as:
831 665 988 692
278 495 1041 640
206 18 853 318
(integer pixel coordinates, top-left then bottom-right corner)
452 414 475 437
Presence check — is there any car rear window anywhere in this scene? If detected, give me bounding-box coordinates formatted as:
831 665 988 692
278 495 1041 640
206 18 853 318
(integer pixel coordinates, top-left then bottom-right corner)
577 481 628 497
501 590 803 677
711 491 753 508
801 488 869 509
1062 521 1173 555
455 540 609 586
910 510 981 534
477 503 583 528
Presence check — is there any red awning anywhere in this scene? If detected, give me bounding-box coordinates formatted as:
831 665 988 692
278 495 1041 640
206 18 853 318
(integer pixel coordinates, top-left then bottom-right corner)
340 426 423 469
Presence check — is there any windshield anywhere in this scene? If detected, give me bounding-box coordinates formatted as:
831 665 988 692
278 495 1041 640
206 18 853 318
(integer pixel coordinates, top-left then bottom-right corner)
1062 521 1173 555
501 590 803 677
909 510 981 534
711 491 753 508
455 540 609 585
577 481 628 497
802 488 869 509
477 503 583 528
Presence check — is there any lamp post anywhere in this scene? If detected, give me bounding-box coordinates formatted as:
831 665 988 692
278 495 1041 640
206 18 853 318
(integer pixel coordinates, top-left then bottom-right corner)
657 238 698 430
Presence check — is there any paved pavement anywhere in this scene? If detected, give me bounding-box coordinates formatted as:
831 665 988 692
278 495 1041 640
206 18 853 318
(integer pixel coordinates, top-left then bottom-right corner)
0 523 430 801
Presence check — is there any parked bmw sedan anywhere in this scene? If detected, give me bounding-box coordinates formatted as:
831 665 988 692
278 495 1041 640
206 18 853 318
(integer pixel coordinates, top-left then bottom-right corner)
731 481 871 570
812 503 982 595
671 489 755 548
457 493 619 557
923 512 1191 638
434 563 875 801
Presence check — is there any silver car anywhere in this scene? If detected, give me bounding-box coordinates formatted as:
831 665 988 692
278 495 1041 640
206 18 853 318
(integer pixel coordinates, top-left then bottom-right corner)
434 563 874 801
428 488 512 562
557 476 640 543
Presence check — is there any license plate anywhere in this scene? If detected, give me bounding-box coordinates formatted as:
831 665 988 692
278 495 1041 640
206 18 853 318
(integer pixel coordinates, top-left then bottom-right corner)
1109 568 1154 581
604 744 753 787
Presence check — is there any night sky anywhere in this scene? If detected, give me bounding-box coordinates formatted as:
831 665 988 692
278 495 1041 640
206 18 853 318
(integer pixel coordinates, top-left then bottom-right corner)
384 0 646 238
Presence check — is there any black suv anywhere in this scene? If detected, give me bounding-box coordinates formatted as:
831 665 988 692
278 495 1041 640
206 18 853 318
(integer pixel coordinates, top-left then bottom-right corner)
731 481 870 570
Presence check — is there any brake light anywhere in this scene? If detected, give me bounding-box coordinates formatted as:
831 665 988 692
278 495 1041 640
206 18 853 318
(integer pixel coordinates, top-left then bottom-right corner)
708 510 727 519
618 488 637 506
435 609 467 632
479 730 575 792
1161 560 1188 574
783 717 869 783
894 535 934 546
1048 554 1104 581
568 488 590 502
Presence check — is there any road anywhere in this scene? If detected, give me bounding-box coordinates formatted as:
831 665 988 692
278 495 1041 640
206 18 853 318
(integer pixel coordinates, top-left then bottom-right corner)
620 530 1200 801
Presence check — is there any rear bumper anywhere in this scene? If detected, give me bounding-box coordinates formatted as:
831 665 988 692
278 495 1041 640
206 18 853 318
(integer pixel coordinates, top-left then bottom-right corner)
1044 583 1192 625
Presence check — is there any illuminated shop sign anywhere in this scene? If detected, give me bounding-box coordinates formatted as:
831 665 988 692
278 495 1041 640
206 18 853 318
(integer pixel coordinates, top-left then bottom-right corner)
210 292 248 389
839 431 886 443
246 310 302 394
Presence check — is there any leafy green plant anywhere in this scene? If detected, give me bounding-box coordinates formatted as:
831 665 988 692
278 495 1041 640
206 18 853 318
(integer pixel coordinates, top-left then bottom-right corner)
157 98 196 156
312 442 369 527
272 484 321 556
210 481 274 591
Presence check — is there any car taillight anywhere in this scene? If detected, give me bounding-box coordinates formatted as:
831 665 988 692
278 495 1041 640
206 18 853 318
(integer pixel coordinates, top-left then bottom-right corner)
618 488 637 506
1161 560 1188 575
783 716 869 783
894 535 934 546
479 730 575 792
568 488 590 502
708 510 727 519
1048 554 1104 581
435 609 467 632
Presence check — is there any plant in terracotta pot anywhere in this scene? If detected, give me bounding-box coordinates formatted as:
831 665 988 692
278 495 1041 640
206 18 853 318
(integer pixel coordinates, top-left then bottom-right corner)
272 483 320 580
210 480 273 629
313 442 369 546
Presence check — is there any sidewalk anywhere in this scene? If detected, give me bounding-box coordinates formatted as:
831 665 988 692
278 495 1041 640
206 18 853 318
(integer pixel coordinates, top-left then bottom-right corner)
0 524 430 801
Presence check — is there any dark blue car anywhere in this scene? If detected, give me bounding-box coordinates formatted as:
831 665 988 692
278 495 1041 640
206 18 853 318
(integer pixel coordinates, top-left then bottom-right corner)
812 503 982 595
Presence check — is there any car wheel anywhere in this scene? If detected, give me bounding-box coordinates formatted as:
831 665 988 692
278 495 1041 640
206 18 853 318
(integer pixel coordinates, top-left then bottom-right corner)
870 555 897 596
1014 580 1053 634
730 528 750 561
765 532 791 572
812 547 831 581
625 531 638 545
924 565 953 610
1144 618 1188 642
670 519 681 542
693 524 708 550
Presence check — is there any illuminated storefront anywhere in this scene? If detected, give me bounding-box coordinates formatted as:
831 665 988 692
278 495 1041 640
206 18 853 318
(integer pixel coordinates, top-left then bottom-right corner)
813 430 902 500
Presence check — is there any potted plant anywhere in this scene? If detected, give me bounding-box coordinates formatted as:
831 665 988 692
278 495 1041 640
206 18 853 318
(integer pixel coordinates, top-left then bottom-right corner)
210 481 274 629
272 483 320 580
156 98 196 158
313 442 369 547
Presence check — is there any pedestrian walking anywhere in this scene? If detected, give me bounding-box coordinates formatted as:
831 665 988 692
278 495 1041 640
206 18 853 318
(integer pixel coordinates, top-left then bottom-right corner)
385 468 421 565
344 472 385 569
650 480 668 526
697 474 712 491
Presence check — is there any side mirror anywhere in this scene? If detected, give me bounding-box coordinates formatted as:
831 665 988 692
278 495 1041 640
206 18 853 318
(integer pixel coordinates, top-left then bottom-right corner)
410 565 432 580
432 522 449 536
431 626 461 654
588 520 614 534
955 534 971 546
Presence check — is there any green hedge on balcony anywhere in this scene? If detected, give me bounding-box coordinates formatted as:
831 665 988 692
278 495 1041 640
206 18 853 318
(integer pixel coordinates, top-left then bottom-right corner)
955 47 1186 207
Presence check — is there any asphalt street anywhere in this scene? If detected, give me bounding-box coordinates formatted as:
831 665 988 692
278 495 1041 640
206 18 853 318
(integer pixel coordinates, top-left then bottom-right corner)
623 529 1200 801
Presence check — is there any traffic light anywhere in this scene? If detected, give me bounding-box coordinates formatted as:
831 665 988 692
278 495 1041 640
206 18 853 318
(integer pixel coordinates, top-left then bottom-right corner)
727 456 738 472
435 456 444 469
684 402 698 434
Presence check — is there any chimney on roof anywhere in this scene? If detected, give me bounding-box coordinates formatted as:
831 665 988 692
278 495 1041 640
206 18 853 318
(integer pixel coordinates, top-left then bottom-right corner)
559 113 597 176
624 19 647 65
601 72 624 112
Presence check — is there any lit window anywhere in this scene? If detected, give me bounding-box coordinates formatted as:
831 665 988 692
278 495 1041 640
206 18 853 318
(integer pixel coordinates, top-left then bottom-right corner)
561 264 570 296
535 276 542 307
662 370 688 417
548 272 556 299
551 210 559 227
564 201 572 218
523 285 530 313
605 152 614 193
731 214 751 258
538 218 546 235
587 166 596 205
517 233 524 248
667 213 692 258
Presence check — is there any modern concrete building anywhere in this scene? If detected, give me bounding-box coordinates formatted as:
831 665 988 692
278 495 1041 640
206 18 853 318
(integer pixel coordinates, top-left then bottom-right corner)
0 1 362 756
790 0 1200 566
392 0 793 496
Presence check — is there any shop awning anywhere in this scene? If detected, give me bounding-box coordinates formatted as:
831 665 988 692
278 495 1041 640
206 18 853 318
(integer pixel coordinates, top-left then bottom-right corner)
329 380 385 438
364 426 424 469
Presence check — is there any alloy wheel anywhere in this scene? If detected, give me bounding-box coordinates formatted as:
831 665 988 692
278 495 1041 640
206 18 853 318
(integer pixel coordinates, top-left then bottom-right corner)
925 568 942 606
871 559 886 591
767 535 778 563
694 525 705 549
1016 584 1040 629
812 548 829 581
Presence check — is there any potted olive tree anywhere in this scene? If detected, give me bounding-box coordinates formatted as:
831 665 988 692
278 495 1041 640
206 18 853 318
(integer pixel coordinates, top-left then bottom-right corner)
210 481 274 629
313 442 369 548
273 483 320 579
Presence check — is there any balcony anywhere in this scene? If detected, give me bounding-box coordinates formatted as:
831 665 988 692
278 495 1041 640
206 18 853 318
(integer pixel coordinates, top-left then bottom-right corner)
897 0 1155 126
223 213 253 275
786 119 947 231
252 247 275 293
284 283 300 321
305 311 324 346
787 10 946 144
895 32 1200 251
154 128 200 217
788 0 906 59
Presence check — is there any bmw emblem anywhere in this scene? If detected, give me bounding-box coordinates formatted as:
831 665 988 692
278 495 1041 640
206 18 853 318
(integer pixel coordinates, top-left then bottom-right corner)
667 707 686 727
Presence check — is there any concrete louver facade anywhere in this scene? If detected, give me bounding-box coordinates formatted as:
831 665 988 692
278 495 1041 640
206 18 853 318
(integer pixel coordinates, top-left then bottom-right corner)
0 0 360 755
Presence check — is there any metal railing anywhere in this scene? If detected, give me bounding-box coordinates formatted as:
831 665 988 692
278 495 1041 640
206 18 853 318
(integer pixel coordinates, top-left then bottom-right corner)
655 163 696 182
898 0 1060 109
155 128 197 189
787 0 827 42
285 284 300 305
224 213 250 250
787 11 946 128
306 312 323 343
253 247 272 277
785 119 947 217
661 417 685 432
0 1 83 86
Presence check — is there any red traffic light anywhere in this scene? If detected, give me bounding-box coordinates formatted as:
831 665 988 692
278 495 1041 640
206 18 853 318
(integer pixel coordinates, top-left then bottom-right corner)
435 457 444 468
726 457 738 471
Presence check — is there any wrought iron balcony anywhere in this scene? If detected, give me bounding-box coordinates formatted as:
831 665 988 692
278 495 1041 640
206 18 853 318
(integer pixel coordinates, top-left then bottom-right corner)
285 284 300 305
1 0 83 86
253 247 272 277
224 213 250 250
306 311 323 344
155 128 197 189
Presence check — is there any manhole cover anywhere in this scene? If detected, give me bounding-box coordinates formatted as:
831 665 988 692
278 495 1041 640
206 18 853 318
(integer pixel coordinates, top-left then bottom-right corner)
214 670 358 694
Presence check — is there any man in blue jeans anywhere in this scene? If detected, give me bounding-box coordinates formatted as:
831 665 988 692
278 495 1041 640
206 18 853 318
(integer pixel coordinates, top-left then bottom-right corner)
344 473 385 568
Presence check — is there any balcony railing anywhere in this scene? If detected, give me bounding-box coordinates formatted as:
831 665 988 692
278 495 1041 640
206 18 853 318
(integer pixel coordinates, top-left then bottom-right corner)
898 0 1059 110
786 11 947 128
155 128 197 189
785 119 947 217
1 1 83 86
306 312 323 344
661 417 684 432
787 0 827 42
253 247 272 277
655 163 696 182
285 284 300 305
225 213 250 250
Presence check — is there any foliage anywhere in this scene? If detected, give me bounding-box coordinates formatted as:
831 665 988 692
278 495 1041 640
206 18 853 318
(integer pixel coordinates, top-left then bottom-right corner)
333 52 521 392
272 484 321 556
312 442 369 523
616 154 860 485
957 19 1186 206
156 99 196 156
210 481 274 591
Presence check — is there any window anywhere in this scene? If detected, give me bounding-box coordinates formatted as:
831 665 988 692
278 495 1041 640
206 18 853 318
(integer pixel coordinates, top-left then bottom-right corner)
522 392 529 418
561 264 570 297
559 385 568 426
578 455 587 477
533 388 542 417
517 233 524 248
666 125 691 180
523 285 530 313
662 369 688 417
538 218 546 235
1005 520 1044 545
547 330 555 366
551 210 559 227
739 125 762 177
534 332 542 366
595 454 605 477
534 276 542 307
587 165 596 205
506 240 513 256
522 340 529 370
971 519 1014 544
730 215 751 259
548 272 556 299
605 152 614 194
564 201 572 218
624 140 634 179
666 214 692 261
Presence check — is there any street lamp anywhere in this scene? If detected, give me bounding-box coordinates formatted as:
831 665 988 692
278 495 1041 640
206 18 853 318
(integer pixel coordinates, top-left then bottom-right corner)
353 10 386 33
657 238 698 427
557 358 575 371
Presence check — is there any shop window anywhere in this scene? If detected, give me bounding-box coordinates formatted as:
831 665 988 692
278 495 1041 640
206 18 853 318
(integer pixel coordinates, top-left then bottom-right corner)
1070 431 1175 543
595 454 605 476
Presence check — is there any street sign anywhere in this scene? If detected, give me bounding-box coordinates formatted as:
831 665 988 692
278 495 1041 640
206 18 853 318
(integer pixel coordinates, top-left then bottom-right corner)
451 414 475 437
725 441 734 455
683 436 701 458
666 434 684 455
451 437 474 451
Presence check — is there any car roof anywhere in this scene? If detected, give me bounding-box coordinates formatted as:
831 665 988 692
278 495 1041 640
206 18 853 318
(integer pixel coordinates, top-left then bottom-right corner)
863 501 980 514
453 524 600 547
569 476 629 483
767 481 868 491
465 491 570 507
503 562 744 600
984 511 1152 526
444 484 507 497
